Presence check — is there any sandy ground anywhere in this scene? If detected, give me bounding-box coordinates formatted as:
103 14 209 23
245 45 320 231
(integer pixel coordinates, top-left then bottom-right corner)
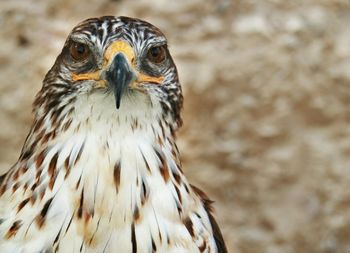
1 0 350 252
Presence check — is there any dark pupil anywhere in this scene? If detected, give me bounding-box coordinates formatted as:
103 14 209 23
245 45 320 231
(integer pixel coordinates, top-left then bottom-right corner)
150 47 160 57
77 44 85 54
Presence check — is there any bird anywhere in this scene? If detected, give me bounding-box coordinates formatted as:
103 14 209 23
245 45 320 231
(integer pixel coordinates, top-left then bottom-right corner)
0 16 227 253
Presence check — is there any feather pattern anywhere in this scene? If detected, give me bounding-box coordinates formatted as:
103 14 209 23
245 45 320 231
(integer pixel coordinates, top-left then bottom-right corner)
0 16 227 253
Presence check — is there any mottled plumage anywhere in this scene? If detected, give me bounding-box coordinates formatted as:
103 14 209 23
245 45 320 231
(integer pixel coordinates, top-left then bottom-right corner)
0 16 227 253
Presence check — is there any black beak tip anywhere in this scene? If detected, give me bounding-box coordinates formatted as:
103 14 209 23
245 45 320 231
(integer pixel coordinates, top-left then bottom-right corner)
115 93 122 109
116 100 121 109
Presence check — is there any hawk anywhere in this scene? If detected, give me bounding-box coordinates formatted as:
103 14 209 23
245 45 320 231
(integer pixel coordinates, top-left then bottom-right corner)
0 16 227 253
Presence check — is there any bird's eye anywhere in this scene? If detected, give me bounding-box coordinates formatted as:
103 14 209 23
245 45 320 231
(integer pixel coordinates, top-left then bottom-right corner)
70 42 90 61
147 45 166 64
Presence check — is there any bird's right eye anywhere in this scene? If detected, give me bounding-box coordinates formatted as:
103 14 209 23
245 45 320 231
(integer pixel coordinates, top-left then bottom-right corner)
70 42 90 61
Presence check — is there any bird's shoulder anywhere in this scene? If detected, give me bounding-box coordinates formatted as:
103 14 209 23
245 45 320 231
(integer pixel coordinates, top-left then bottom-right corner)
191 184 228 253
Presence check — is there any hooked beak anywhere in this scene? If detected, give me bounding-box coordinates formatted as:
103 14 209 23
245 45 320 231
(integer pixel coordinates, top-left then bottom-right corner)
104 53 136 109
72 40 164 109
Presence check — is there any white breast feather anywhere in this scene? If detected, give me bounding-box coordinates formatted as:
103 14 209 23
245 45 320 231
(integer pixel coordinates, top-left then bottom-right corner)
0 92 217 253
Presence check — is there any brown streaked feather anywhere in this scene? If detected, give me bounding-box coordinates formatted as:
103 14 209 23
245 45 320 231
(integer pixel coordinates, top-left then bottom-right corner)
133 205 140 222
30 192 37 205
17 197 30 213
12 169 20 181
36 149 46 169
36 197 54 228
74 143 85 166
77 189 84 219
48 153 58 178
5 220 22 239
65 211 75 235
199 240 207 252
172 170 182 185
48 153 59 190
12 182 20 193
151 236 157 252
131 222 137 253
0 183 7 197
113 161 121 193
191 185 228 253
183 217 194 238
64 156 70 179
155 150 169 182
140 179 149 205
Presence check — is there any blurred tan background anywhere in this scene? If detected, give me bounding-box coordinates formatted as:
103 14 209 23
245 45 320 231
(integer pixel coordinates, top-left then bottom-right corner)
1 0 350 252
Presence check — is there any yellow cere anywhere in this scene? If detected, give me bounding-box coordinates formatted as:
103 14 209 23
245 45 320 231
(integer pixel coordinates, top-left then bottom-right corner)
104 40 136 67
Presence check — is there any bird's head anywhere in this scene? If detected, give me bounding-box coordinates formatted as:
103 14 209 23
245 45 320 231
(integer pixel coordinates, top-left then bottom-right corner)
34 16 183 130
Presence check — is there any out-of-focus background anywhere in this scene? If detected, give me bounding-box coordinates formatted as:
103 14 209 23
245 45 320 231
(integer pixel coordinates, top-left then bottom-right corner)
1 0 350 252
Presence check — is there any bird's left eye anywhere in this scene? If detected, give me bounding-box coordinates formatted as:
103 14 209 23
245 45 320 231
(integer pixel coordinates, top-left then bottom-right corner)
147 45 167 64
70 42 91 61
